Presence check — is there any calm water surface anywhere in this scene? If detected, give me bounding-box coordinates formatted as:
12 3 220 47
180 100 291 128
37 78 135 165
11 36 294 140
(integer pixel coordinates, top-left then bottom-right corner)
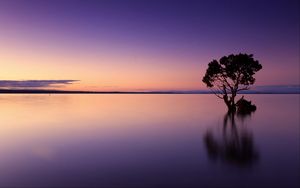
0 94 299 187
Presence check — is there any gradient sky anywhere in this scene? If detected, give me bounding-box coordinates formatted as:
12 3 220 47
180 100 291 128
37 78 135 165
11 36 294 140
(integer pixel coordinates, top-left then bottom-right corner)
0 0 299 91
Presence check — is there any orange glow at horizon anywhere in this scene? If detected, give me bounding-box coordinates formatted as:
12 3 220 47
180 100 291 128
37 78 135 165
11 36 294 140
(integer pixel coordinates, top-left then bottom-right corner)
0 27 298 91
0 39 206 91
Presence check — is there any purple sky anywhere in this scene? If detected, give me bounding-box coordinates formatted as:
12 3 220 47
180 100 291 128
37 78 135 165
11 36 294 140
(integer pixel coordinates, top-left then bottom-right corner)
0 0 299 91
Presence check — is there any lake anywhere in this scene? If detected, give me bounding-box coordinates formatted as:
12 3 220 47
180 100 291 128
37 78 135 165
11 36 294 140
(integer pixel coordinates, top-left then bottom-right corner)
0 94 299 187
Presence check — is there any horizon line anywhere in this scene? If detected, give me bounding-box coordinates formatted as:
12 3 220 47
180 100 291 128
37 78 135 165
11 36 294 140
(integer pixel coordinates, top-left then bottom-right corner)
0 88 299 94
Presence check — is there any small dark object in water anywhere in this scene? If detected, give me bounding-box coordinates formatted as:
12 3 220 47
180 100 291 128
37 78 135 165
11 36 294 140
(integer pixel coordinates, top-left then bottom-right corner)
236 96 256 114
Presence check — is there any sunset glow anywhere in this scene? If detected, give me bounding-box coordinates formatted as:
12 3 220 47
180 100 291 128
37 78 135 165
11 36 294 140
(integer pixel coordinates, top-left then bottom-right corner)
0 0 298 91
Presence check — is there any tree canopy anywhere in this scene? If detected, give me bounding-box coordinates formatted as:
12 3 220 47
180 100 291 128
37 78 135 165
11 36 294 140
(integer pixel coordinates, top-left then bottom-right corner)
202 53 262 111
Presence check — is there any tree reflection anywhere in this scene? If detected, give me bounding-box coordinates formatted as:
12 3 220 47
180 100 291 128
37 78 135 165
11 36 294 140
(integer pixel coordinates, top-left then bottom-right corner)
204 112 259 167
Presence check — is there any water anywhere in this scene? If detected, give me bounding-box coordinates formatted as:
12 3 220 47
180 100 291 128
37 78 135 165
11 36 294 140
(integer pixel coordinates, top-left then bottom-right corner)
0 94 299 187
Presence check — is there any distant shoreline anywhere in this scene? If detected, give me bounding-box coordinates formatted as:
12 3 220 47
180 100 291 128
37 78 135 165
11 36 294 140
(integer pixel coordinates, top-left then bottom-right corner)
0 89 299 94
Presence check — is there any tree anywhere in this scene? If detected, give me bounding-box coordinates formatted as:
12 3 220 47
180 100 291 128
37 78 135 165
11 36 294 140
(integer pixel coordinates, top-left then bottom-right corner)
202 53 262 112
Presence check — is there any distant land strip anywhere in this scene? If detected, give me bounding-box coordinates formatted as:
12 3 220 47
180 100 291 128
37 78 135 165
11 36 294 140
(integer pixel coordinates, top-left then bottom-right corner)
0 89 299 94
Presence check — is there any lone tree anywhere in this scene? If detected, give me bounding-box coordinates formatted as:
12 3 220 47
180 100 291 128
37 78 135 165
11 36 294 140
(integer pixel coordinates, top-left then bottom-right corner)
202 53 262 112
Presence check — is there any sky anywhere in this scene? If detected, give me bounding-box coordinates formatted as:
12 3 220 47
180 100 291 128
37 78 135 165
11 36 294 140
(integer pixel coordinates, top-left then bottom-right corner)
0 0 299 91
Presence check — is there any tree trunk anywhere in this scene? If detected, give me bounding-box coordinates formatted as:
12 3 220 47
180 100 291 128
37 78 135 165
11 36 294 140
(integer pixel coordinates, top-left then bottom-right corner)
223 94 236 112
230 94 236 112
228 104 236 112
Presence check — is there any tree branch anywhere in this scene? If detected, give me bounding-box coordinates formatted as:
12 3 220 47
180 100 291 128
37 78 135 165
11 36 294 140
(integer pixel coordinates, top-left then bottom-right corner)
237 86 250 91
210 88 223 99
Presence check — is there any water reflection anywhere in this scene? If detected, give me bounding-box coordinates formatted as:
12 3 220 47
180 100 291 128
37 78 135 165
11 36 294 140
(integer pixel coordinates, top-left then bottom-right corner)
204 112 259 167
0 95 299 187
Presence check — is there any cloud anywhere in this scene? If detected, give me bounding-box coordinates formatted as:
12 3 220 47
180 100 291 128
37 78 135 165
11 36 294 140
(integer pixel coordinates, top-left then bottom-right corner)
0 80 79 89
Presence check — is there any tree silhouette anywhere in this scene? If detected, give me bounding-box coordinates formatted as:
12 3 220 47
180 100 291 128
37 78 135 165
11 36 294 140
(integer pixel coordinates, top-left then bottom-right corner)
202 53 262 112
